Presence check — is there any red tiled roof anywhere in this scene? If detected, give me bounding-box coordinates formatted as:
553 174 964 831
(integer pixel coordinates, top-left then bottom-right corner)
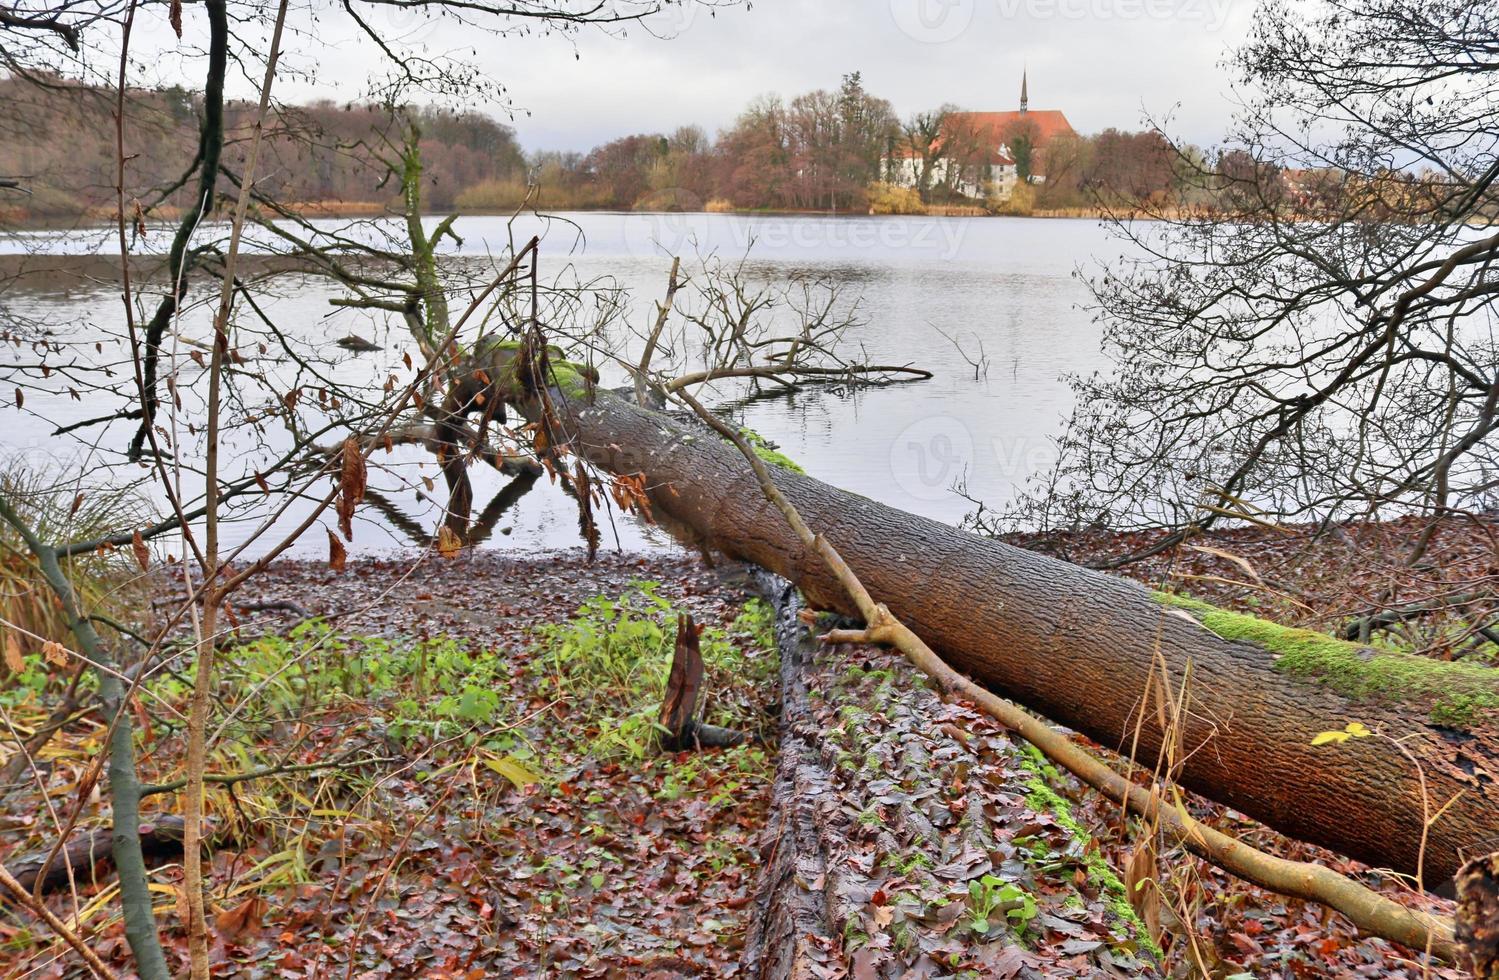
949 110 1076 146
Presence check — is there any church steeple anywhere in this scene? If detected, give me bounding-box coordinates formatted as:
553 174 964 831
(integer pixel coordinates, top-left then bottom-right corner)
1020 68 1028 113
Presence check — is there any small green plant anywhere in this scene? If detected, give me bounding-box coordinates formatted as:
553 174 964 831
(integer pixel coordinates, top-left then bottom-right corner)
220 621 511 747
967 875 1036 935
529 581 778 763
734 427 805 474
1017 745 1163 959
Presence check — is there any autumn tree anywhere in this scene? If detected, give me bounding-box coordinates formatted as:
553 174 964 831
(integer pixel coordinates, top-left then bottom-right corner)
714 94 793 207
1033 131 1093 208
897 103 961 200
782 72 895 210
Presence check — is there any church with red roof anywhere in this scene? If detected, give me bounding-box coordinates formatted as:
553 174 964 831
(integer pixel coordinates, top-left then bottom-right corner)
883 73 1077 200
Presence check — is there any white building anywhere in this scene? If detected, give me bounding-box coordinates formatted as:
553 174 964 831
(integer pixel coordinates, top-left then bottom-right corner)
882 73 1076 200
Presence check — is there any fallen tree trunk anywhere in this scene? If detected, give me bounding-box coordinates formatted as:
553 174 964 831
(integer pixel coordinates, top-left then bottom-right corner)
7 816 193 895
743 572 1159 977
742 577 841 978
507 382 1499 884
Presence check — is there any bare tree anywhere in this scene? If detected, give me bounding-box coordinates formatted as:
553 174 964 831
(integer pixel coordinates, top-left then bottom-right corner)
997 0 1499 598
897 104 958 201
628 242 931 402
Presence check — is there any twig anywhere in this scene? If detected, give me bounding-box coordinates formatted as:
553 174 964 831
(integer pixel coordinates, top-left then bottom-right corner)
933 324 988 380
140 754 401 797
635 255 681 406
0 864 117 979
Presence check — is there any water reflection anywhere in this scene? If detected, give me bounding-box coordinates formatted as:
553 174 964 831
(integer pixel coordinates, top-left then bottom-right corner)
361 468 541 549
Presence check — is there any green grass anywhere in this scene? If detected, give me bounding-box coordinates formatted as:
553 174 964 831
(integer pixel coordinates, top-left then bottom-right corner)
1017 745 1162 960
0 465 148 707
528 581 778 762
222 620 515 746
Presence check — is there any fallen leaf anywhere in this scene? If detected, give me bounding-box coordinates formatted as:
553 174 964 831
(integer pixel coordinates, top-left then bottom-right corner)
214 896 267 942
3 633 22 673
42 641 68 667
327 528 347 572
483 754 540 789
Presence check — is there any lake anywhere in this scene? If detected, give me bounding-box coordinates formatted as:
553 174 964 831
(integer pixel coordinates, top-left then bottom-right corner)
0 211 1119 559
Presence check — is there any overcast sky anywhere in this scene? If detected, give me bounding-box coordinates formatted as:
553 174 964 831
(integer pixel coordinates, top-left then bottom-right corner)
142 0 1257 153
508 0 1255 152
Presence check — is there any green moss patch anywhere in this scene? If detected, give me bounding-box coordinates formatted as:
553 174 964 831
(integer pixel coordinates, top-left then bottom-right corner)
1017 747 1163 961
734 426 805 474
1153 591 1499 728
472 337 596 399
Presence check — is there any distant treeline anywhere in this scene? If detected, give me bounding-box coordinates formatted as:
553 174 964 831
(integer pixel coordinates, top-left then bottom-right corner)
0 71 1406 222
443 74 1196 216
0 74 525 221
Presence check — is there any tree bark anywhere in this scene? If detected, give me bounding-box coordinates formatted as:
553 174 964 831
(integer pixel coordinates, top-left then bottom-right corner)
741 572 1159 977
506 385 1499 884
658 613 705 750
657 612 749 751
741 576 848 979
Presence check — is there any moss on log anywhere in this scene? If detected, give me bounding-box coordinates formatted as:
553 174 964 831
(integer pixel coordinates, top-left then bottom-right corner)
1156 592 1499 728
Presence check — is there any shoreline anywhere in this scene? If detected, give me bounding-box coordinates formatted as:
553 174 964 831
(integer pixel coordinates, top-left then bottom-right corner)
1 202 1146 231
